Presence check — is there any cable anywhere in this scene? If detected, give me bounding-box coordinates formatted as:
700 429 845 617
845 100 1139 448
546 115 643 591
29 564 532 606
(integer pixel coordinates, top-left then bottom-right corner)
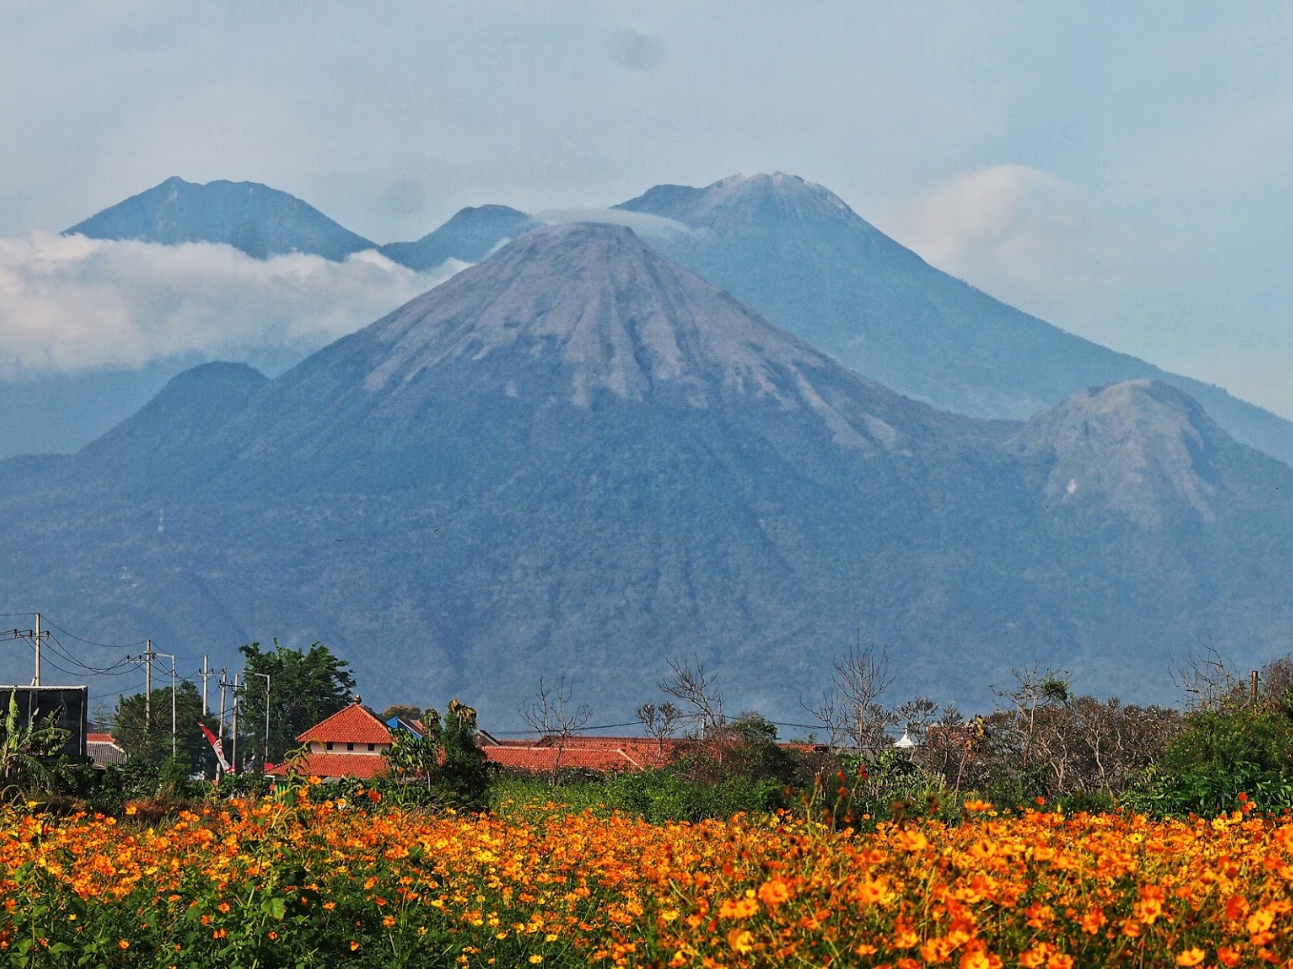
40 618 146 651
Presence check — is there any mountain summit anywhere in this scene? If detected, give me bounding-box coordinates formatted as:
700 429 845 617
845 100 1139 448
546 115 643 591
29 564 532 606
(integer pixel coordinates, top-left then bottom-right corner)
221 222 953 473
379 204 543 271
65 176 376 261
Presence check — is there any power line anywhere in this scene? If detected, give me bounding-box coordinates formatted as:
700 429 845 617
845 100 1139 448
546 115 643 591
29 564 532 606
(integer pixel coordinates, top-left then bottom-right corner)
41 618 146 650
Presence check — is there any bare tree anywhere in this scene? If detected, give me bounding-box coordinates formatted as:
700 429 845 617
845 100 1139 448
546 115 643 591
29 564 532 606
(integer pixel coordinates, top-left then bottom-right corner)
519 676 591 782
636 701 682 758
659 657 728 762
991 664 1071 770
1170 640 1238 711
893 696 941 746
804 644 895 752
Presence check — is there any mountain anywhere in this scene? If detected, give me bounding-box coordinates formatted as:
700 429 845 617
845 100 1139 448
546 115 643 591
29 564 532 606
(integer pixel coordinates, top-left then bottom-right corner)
4 224 1293 729
380 205 543 271
64 176 376 261
614 173 1293 467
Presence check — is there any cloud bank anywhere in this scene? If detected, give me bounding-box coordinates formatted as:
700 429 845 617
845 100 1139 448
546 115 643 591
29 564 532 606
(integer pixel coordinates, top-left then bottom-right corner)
0 233 464 374
882 165 1109 325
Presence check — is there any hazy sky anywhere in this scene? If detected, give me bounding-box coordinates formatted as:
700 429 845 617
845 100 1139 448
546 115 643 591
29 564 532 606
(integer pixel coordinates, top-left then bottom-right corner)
3 2 1291 416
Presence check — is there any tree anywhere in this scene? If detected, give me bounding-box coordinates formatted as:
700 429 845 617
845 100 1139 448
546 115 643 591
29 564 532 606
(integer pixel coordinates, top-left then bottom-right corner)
380 704 422 724
238 640 356 764
113 680 219 775
636 701 682 757
803 644 894 752
519 677 591 781
384 699 490 808
660 657 725 740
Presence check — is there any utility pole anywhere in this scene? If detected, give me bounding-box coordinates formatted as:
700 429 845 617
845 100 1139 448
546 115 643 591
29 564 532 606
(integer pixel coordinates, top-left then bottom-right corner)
252 671 270 770
198 655 214 717
127 641 158 732
230 674 239 774
3 620 50 685
153 651 177 758
217 669 229 745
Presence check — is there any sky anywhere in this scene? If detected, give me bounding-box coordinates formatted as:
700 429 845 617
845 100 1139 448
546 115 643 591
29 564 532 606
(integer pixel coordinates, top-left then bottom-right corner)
2 1 1291 416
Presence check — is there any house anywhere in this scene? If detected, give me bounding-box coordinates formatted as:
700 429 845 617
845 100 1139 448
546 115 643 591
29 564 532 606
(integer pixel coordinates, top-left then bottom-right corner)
266 698 393 781
87 731 127 767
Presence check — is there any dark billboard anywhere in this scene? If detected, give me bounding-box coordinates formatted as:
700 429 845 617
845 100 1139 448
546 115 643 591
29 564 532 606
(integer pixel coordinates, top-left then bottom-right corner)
0 685 89 760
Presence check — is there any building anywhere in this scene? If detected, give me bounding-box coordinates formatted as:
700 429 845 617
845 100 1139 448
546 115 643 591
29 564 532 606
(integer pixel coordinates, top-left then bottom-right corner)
86 731 127 767
266 699 392 781
479 734 684 774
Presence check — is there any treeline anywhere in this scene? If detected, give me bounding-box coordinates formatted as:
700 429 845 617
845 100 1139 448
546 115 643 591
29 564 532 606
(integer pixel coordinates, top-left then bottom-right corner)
5 640 1293 822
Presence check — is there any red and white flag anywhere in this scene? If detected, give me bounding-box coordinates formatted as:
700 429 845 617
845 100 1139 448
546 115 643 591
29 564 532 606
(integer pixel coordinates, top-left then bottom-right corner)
197 720 232 773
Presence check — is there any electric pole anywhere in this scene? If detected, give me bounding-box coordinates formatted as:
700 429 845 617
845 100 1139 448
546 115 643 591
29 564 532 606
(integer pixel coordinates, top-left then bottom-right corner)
3 620 50 686
218 669 230 745
127 641 158 731
198 655 214 717
231 673 239 774
152 651 178 758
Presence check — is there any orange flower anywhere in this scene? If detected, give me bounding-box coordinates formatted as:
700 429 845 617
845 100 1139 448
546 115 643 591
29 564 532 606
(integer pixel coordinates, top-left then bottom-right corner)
757 877 791 908
1175 948 1206 967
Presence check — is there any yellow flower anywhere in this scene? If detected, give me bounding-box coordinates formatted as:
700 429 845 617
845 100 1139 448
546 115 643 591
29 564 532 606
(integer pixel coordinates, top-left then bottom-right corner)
1175 948 1206 967
727 928 754 955
528 956 543 965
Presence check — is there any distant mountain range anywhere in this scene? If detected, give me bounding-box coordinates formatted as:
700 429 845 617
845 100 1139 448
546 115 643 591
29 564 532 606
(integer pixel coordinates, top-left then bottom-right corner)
23 172 1293 472
4 223 1292 726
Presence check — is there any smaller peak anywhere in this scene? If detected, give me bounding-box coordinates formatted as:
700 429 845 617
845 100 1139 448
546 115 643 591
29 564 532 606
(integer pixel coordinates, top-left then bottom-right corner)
1017 379 1230 527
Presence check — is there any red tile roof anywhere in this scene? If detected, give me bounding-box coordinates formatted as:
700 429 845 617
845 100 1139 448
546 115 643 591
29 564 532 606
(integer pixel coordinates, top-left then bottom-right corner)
87 732 120 746
266 752 389 780
296 702 392 745
482 736 683 773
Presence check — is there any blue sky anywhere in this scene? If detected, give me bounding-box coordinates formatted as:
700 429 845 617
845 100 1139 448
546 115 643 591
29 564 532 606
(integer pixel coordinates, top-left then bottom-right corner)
2 1 1291 416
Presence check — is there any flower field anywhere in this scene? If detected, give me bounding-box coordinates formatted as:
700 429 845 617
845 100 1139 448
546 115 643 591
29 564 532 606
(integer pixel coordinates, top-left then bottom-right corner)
2 788 1293 968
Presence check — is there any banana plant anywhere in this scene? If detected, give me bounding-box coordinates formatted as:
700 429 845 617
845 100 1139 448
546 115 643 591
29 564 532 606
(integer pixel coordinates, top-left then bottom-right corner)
0 692 71 801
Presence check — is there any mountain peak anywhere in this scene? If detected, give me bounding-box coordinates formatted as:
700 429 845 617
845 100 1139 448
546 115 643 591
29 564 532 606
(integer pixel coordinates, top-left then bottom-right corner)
241 220 933 465
65 177 374 261
365 221 842 410
615 172 861 231
1016 379 1235 526
379 203 542 271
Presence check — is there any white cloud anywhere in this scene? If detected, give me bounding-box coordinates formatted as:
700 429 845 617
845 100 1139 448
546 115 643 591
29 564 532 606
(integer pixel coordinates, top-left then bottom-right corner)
881 165 1110 324
534 208 693 244
0 233 464 373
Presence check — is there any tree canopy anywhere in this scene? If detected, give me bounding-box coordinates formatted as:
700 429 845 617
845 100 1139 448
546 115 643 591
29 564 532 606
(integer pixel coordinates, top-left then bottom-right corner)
238 640 356 765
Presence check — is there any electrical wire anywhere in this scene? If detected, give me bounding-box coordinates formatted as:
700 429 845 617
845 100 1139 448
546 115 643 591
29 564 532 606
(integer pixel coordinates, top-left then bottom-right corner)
41 618 147 650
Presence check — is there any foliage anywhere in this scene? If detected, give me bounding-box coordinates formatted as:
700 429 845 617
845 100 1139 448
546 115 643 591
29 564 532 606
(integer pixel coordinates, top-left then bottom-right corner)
237 640 356 764
381 699 491 810
111 680 220 775
1125 652 1293 817
0 693 70 801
